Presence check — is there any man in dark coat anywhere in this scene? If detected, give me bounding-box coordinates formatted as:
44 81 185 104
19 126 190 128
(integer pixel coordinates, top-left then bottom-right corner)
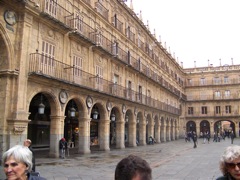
192 131 197 148
59 138 68 158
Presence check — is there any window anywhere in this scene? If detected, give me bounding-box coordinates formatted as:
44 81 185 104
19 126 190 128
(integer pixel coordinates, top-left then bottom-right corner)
113 74 119 84
41 41 55 75
225 105 231 114
187 79 192 86
42 41 55 66
225 90 230 97
215 91 221 98
138 85 142 101
74 13 83 32
200 78 206 85
188 107 194 115
73 55 83 77
45 0 58 17
215 106 221 114
224 76 229 84
201 106 207 114
95 65 103 84
214 77 220 84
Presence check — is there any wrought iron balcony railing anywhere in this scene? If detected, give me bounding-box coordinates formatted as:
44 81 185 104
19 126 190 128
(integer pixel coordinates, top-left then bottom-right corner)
29 53 180 115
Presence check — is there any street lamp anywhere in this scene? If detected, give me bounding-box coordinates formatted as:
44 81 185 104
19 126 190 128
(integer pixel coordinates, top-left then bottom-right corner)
38 94 45 114
93 109 99 120
110 113 116 121
69 100 76 118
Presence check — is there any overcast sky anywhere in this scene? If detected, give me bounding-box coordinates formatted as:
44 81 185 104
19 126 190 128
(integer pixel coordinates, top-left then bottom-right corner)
125 0 240 68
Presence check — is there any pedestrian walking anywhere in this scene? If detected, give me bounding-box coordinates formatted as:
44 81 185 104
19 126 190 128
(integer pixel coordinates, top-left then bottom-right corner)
230 131 235 144
192 131 197 148
59 138 68 159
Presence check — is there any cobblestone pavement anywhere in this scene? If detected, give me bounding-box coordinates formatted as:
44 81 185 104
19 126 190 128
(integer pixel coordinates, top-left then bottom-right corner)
1 137 239 180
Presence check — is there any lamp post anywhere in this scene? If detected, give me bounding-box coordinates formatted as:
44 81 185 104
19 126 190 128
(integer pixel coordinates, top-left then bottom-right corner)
93 109 99 120
38 94 45 114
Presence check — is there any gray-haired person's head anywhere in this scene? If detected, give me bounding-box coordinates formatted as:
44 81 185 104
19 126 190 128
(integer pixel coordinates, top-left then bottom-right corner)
219 145 240 175
2 145 33 172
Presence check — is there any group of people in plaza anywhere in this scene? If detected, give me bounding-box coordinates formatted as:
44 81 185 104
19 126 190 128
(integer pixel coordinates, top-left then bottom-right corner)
185 130 236 149
2 136 240 180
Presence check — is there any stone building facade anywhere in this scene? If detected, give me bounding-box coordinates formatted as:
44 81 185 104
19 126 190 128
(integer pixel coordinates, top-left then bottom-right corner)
0 0 238 159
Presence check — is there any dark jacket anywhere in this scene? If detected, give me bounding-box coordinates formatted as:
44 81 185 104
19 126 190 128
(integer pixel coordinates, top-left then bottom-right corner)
59 139 68 149
216 174 235 180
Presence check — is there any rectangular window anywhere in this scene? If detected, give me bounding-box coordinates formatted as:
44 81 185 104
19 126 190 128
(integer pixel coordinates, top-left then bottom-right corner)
74 13 83 32
200 78 206 85
215 91 221 99
187 79 192 86
45 0 58 17
41 41 55 75
215 106 221 114
188 107 194 115
73 55 83 77
214 77 220 84
225 90 230 97
201 106 207 114
95 65 103 84
224 76 229 84
226 105 231 114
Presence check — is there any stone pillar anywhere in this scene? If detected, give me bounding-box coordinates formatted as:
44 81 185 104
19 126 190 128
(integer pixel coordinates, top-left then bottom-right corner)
148 121 154 140
166 124 170 141
116 120 125 149
196 122 200 137
49 115 65 158
161 124 166 142
128 121 136 147
78 117 91 154
139 121 146 146
172 124 176 140
234 120 239 138
155 120 161 143
99 119 110 151
7 118 30 148
210 121 214 138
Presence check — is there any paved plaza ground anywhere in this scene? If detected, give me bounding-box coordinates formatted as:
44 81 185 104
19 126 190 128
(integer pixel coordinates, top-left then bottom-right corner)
1 137 239 180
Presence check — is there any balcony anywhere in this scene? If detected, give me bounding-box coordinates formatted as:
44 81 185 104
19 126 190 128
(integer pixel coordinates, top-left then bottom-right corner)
40 0 72 29
187 94 239 101
28 53 180 115
95 2 109 20
112 17 123 33
186 111 240 118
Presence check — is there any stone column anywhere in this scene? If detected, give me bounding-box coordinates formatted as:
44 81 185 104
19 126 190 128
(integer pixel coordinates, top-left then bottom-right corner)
155 120 161 143
234 120 239 137
116 120 125 149
78 117 91 154
166 124 170 141
139 121 146 146
128 121 136 147
148 121 154 140
49 115 65 158
99 119 110 151
161 124 166 142
210 121 214 138
172 124 176 140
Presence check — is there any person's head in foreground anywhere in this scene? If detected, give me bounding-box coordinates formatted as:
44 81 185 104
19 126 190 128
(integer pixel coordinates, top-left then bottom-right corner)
2 145 33 180
115 154 152 180
23 139 32 147
219 145 240 180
